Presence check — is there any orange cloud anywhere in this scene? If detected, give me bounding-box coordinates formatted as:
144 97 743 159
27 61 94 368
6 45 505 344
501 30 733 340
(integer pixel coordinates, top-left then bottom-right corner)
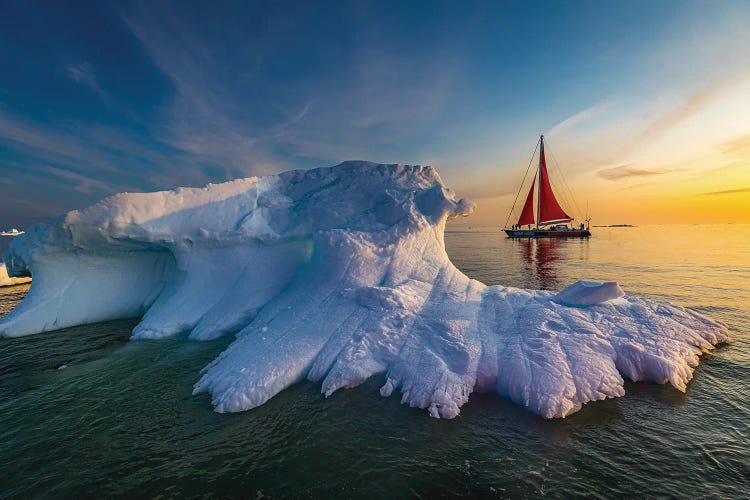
720 133 750 155
703 186 750 195
597 164 678 180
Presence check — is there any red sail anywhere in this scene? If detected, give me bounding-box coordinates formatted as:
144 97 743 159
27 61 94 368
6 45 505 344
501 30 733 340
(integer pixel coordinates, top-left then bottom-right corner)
538 142 572 224
517 174 536 226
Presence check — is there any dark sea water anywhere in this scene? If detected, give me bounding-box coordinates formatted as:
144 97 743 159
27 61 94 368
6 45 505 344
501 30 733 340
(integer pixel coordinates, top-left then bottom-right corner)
1 225 748 498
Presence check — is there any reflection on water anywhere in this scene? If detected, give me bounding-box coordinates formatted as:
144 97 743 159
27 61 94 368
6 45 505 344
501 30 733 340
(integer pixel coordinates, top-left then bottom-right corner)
0 283 29 317
513 237 587 290
0 225 748 497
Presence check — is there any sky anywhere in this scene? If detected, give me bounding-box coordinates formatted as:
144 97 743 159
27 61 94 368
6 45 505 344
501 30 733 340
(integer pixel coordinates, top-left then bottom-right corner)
1 0 750 229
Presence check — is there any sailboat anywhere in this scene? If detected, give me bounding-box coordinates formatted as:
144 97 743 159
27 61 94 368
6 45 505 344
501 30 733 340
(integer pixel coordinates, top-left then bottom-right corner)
504 135 590 238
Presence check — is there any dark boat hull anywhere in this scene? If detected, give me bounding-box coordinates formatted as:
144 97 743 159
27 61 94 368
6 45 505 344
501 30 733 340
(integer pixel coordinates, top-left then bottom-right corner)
504 229 591 238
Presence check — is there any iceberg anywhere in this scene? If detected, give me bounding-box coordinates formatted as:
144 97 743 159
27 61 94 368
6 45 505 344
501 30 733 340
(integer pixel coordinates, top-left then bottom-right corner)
0 161 729 418
0 262 31 287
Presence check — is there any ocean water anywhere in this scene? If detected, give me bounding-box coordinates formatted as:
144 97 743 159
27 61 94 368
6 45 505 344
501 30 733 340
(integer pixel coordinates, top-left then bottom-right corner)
1 225 748 497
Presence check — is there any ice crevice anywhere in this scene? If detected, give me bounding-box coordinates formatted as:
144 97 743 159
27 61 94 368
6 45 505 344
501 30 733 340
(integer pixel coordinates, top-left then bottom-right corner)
0 161 730 418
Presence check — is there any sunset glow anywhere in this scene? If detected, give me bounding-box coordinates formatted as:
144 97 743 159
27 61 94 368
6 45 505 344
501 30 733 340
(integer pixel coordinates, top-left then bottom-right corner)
1 2 749 227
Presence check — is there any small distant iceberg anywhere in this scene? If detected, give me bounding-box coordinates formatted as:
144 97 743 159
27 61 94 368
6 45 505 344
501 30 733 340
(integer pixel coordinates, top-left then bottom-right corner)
0 262 31 287
0 228 24 236
0 162 729 419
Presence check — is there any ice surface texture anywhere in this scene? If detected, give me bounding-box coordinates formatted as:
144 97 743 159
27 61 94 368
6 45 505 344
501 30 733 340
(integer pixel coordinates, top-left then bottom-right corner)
0 162 729 418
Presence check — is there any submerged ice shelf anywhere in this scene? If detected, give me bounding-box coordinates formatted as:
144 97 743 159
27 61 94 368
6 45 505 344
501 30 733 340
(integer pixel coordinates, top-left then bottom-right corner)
0 162 729 418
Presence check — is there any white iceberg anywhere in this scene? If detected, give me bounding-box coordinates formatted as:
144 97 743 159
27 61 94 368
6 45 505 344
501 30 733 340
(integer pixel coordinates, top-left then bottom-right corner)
0 161 729 418
0 262 31 287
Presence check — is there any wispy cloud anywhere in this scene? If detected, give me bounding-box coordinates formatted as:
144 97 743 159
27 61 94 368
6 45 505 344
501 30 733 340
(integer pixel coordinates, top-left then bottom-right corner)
597 164 678 180
632 81 739 147
0 108 223 197
116 3 462 169
65 62 111 104
38 165 117 195
2 3 463 226
547 102 609 137
0 109 120 176
720 133 750 155
117 4 310 174
703 186 750 195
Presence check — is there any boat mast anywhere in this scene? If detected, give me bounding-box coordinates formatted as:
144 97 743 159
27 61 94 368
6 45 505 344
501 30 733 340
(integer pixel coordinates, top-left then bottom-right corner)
536 135 543 229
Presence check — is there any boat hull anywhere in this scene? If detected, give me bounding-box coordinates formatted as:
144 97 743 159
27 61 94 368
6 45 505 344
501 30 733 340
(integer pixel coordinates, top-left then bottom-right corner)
504 229 591 238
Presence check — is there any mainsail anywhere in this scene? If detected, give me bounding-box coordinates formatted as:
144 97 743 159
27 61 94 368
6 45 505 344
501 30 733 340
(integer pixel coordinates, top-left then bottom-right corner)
538 140 572 225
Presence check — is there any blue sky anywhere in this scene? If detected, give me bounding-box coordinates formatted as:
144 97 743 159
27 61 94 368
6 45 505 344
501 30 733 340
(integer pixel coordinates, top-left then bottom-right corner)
2 1 750 228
